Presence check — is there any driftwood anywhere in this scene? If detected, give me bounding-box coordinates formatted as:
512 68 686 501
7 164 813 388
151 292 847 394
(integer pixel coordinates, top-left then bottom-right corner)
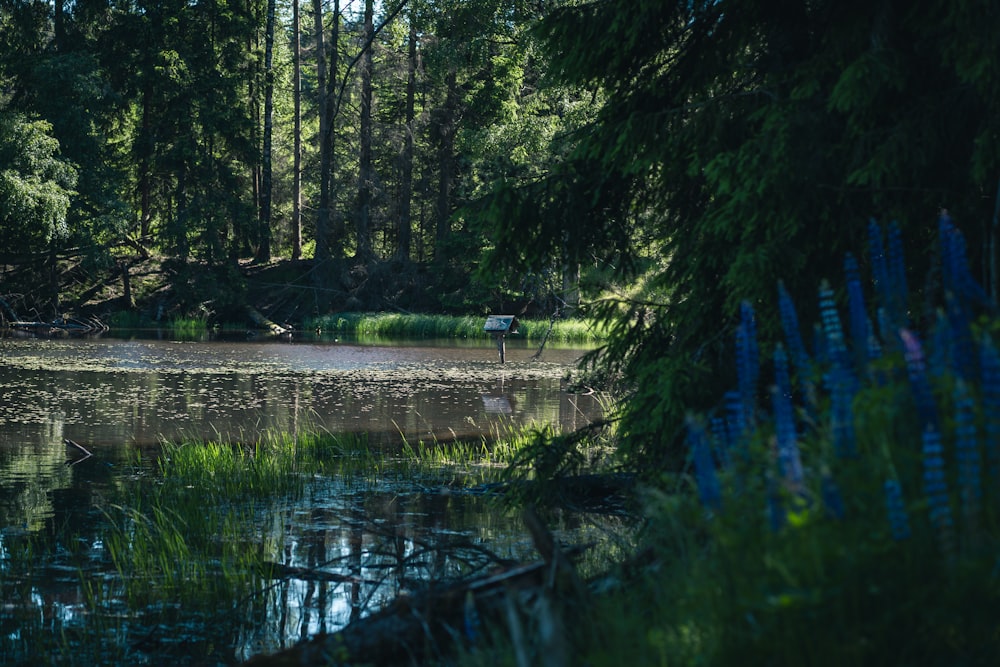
242 507 591 667
246 305 291 336
5 316 109 336
1 296 109 335
64 438 93 466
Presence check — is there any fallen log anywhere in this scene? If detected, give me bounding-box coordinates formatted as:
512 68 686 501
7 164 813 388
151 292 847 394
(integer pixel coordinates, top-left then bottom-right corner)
243 560 549 667
243 508 592 667
246 305 291 336
6 316 108 336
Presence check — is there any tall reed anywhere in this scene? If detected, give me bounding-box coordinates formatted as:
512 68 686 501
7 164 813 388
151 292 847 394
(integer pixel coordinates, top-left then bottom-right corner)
305 312 605 343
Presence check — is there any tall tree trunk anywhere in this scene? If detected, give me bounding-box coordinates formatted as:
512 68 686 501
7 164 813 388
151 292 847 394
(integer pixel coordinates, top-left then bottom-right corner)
325 0 343 258
48 242 59 319
53 0 65 51
434 70 457 260
313 0 331 269
139 83 153 239
355 0 374 263
291 0 303 261
257 0 276 262
396 14 416 263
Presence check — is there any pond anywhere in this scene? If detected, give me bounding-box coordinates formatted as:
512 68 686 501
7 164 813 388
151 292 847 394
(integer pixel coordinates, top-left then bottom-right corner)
0 334 623 665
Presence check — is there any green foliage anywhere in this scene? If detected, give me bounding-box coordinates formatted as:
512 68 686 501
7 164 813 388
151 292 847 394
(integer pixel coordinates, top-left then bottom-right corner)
628 221 1000 665
0 112 77 253
475 0 1000 468
305 311 605 343
627 379 1000 665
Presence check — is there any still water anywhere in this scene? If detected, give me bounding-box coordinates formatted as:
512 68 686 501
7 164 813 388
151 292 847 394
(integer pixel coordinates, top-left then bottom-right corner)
0 335 601 448
0 335 615 665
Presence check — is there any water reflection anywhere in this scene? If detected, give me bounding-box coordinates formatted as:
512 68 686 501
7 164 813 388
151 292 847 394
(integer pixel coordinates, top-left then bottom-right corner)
0 337 600 448
0 449 629 665
0 336 613 663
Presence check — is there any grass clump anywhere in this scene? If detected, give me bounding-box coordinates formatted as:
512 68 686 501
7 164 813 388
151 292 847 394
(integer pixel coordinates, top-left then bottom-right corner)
305 312 605 344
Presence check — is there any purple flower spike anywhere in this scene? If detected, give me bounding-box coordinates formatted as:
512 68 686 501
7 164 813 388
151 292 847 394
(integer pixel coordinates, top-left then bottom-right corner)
922 426 955 559
724 390 745 447
945 291 976 381
687 415 722 510
736 303 759 429
778 281 810 376
819 281 857 393
828 365 857 458
883 478 911 540
899 329 939 432
953 380 982 523
940 213 991 309
772 347 803 486
711 416 732 469
845 253 869 371
981 334 1000 483
821 471 845 520
887 221 909 324
767 472 786 532
868 219 890 309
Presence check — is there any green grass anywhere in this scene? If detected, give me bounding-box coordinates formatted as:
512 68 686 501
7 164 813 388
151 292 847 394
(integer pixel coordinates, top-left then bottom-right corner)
95 426 542 616
304 312 606 343
104 311 211 338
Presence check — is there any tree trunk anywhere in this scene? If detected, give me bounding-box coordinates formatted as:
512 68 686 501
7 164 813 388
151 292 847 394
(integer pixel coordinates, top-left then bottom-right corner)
291 0 303 261
434 70 457 260
326 0 343 258
355 0 375 263
257 0 276 263
139 83 153 239
313 0 331 269
53 0 65 51
396 14 416 263
121 261 135 309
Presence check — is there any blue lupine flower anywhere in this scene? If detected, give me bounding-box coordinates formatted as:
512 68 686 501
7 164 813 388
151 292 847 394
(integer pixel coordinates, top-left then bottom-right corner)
821 470 846 520
900 329 939 432
865 315 883 362
981 334 1000 483
771 347 803 486
687 415 722 510
844 253 869 371
819 280 857 394
827 365 857 458
945 290 976 381
736 302 759 429
875 306 897 353
940 213 991 309
883 478 911 540
711 416 731 469
887 221 909 324
953 380 982 522
777 281 810 377
724 390 745 446
868 219 891 310
927 310 953 379
922 425 955 557
767 472 786 532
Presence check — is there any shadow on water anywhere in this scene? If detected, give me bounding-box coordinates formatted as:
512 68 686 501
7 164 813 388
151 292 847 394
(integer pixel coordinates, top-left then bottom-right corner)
0 336 625 665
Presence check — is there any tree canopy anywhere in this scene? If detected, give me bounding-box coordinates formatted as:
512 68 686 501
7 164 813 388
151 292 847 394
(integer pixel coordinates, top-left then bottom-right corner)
477 0 1000 463
0 113 77 256
2 0 999 466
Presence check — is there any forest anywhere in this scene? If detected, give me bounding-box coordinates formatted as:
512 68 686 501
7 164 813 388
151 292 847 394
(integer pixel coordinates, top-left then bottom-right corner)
5 0 1000 664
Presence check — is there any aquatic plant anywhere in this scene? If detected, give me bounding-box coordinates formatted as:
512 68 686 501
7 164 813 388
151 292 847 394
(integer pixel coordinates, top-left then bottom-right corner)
303 312 606 344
